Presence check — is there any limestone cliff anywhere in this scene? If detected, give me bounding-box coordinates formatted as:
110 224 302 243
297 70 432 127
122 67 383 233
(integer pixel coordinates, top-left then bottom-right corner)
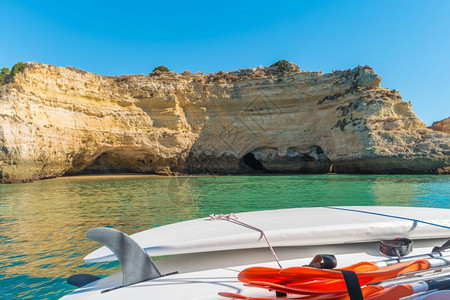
430 117 450 134
0 62 448 183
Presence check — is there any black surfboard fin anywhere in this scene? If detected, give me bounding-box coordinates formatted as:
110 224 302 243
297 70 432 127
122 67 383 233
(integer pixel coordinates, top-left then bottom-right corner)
67 274 101 288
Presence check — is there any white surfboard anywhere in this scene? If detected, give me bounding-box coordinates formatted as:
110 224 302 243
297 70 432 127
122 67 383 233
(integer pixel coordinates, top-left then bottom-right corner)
84 206 450 263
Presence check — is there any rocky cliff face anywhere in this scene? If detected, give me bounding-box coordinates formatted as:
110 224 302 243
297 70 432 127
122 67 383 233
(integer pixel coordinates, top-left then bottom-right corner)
0 62 448 182
430 117 450 134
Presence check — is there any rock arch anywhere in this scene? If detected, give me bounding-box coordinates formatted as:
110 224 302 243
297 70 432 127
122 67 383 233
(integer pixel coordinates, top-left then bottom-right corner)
239 145 331 173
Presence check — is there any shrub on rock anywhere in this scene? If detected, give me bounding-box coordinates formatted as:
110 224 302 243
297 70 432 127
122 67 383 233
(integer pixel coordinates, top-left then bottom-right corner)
11 62 27 76
152 65 170 73
269 60 299 73
0 67 12 85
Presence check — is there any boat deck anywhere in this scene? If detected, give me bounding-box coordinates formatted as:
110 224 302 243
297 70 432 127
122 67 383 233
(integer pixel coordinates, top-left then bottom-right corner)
62 239 449 299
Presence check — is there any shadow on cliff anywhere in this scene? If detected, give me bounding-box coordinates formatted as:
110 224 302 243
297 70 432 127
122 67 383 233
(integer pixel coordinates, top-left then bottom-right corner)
63 149 173 176
186 145 332 175
239 146 332 174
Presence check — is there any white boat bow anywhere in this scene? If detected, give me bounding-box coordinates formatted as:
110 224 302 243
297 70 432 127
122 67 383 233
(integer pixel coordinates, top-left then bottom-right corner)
61 206 450 299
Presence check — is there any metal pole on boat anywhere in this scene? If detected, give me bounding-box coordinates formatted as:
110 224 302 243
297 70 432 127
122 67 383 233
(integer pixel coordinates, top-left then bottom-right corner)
375 249 450 269
210 213 283 269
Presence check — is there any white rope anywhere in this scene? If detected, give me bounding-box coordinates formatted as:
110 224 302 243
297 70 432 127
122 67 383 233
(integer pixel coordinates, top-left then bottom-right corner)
209 213 283 269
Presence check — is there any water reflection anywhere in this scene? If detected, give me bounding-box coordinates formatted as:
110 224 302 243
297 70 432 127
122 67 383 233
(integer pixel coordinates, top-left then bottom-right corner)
0 174 448 298
369 175 450 207
0 176 203 298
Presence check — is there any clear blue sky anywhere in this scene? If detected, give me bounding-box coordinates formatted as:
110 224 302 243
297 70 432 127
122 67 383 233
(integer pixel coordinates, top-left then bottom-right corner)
1 0 449 125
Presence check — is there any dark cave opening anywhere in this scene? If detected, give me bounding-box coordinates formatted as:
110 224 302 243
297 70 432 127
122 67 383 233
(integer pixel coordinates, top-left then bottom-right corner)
242 152 264 171
64 150 159 176
301 154 315 161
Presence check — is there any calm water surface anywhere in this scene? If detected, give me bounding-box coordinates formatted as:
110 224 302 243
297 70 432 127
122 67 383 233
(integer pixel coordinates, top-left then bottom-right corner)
0 174 449 299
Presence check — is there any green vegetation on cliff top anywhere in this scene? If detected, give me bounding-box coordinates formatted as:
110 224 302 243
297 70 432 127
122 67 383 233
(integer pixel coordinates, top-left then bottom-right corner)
0 62 27 86
152 65 170 73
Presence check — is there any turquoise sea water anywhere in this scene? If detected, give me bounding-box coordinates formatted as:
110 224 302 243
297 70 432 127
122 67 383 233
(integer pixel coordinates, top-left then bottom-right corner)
0 174 449 299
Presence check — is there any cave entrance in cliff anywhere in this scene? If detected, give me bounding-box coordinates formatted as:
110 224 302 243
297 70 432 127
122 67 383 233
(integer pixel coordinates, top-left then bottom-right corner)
72 150 158 175
242 152 264 171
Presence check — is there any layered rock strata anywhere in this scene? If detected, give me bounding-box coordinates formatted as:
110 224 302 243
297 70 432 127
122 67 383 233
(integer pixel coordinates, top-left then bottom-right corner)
430 117 450 134
0 62 448 182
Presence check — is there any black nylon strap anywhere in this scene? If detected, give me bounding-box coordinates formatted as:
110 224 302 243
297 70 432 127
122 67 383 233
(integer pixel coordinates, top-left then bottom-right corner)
307 254 337 269
340 270 363 300
320 254 337 269
380 238 413 257
433 239 450 253
275 291 287 297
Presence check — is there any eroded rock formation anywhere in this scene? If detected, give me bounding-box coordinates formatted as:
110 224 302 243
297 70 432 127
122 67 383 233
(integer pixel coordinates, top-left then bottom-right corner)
0 61 448 182
429 117 450 134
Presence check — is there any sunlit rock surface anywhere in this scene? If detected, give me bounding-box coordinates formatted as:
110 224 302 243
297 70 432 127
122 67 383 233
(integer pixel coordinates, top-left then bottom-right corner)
430 117 450 134
0 62 448 182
